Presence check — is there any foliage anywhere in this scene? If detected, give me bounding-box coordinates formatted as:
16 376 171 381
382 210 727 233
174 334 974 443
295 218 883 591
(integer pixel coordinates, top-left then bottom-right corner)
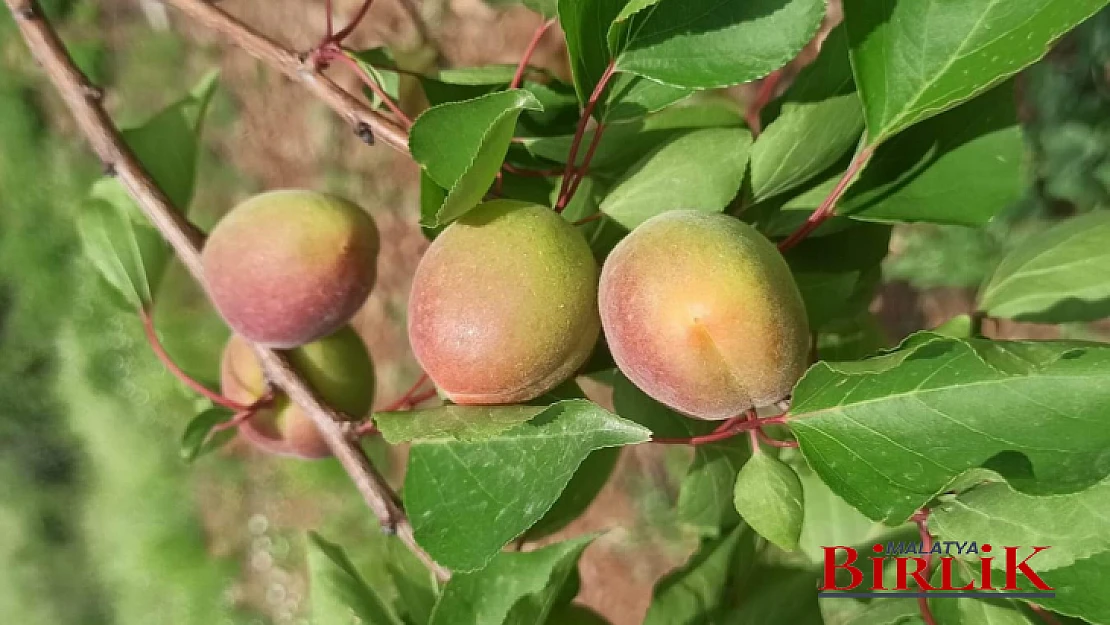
10 0 1110 624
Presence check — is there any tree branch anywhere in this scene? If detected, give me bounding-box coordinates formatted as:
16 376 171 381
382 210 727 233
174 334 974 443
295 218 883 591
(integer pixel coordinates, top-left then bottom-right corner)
3 0 447 582
162 0 410 154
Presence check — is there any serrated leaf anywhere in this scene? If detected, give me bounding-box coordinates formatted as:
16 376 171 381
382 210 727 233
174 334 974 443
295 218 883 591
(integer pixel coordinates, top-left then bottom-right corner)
931 475 1110 572
599 127 752 229
643 525 755 625
404 400 650 571
410 90 543 226
751 26 864 201
308 532 404 625
844 0 1107 143
979 210 1110 323
179 407 235 462
601 72 692 123
614 0 826 90
788 334 1110 524
429 536 593 625
613 372 745 537
375 404 548 444
734 453 805 552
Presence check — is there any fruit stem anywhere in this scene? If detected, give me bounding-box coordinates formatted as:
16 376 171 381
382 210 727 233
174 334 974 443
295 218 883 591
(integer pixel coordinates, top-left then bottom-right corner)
652 411 788 445
322 45 413 129
510 18 555 90
381 372 433 412
139 308 253 412
555 61 616 212
756 428 799 448
745 68 784 138
572 213 603 226
913 508 939 625
777 144 876 252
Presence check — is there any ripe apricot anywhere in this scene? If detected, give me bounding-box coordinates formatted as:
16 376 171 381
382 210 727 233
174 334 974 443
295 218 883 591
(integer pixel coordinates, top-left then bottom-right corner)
408 201 600 404
202 190 379 348
220 326 375 459
599 211 809 420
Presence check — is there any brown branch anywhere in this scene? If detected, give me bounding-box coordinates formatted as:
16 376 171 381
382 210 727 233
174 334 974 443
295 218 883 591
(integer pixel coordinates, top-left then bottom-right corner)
162 0 410 154
3 0 448 582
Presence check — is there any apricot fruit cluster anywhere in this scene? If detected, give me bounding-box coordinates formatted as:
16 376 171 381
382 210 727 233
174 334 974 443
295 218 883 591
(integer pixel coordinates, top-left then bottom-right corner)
221 326 375 459
202 189 380 348
406 205 808 420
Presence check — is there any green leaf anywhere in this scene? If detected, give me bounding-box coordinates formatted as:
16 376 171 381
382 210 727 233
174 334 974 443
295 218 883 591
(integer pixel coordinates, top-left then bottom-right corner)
784 222 892 331
844 0 1107 142
599 127 753 229
734 453 805 552
614 0 826 89
348 48 402 110
979 211 1110 323
429 536 593 625
404 400 650 571
308 532 404 625
725 565 823 624
613 372 745 536
526 447 619 540
409 90 543 226
179 407 235 462
788 334 1110 523
839 83 1024 226
643 525 756 625
1035 551 1110 624
817 312 889 363
928 565 1037 625
558 0 624 101
931 476 1110 572
792 454 881 566
375 404 548 444
751 26 865 201
602 72 692 123
834 599 924 625
79 73 218 308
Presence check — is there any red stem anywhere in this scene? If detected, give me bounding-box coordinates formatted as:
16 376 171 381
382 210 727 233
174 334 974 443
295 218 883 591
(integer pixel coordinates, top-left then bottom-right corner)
556 61 616 211
1029 604 1062 625
510 18 555 90
756 428 799 448
139 309 252 412
573 213 603 226
323 46 413 128
914 509 939 625
559 122 606 210
652 413 788 446
325 0 334 39
777 144 876 252
381 373 432 412
332 0 375 44
502 163 563 177
746 69 784 138
211 406 258 433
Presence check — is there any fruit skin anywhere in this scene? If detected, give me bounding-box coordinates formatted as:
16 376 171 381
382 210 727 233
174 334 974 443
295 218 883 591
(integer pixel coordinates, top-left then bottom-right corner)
599 210 809 420
408 200 600 404
220 326 375 459
202 189 379 348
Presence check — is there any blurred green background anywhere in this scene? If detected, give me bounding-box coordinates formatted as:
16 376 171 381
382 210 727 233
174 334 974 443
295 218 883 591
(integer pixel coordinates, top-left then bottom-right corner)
3 2 1110 624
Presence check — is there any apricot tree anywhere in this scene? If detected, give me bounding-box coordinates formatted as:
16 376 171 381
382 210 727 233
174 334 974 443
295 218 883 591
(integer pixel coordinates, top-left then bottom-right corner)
6 0 1110 623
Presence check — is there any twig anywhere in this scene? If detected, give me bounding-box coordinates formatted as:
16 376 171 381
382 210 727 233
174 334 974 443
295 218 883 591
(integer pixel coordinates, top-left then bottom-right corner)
163 0 409 153
332 0 375 44
140 308 251 411
913 509 939 625
778 144 875 252
555 61 616 211
3 0 448 582
510 18 555 89
652 412 788 445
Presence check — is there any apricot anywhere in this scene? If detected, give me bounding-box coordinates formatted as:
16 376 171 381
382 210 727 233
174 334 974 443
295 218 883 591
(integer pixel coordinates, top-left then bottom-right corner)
202 190 379 348
598 211 809 420
408 201 600 404
220 326 375 459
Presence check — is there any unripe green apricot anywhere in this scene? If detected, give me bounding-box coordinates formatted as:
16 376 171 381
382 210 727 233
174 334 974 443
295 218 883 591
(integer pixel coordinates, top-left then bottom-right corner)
408 201 600 404
220 326 375 459
202 190 380 349
598 210 809 420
